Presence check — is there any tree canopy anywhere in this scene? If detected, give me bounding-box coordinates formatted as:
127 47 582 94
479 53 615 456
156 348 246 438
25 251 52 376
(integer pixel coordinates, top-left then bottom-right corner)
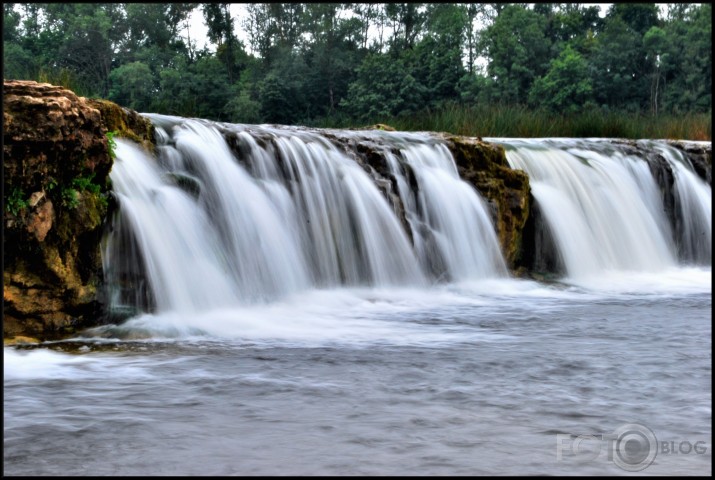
3 3 711 124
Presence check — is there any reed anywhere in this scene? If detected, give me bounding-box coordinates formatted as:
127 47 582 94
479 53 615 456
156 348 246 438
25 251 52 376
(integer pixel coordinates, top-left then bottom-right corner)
376 103 711 141
36 67 93 98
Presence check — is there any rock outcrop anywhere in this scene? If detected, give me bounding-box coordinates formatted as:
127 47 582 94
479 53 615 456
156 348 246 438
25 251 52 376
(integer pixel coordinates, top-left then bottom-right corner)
667 140 712 185
3 80 153 342
441 135 531 272
9 82 706 342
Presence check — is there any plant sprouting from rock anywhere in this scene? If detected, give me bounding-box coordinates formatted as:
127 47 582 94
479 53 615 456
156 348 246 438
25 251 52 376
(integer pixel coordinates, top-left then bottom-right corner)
5 187 29 216
106 130 118 159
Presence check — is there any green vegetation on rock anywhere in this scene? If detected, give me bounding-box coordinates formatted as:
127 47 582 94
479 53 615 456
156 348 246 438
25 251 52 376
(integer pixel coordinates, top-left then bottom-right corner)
5 187 28 216
2 80 154 341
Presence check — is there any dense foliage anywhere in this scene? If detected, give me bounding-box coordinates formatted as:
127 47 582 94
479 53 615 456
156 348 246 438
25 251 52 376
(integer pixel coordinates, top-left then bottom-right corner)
3 3 711 136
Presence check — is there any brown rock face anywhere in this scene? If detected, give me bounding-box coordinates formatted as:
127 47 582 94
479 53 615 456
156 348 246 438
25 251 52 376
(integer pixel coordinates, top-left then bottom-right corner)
441 135 531 272
3 80 153 340
26 198 54 241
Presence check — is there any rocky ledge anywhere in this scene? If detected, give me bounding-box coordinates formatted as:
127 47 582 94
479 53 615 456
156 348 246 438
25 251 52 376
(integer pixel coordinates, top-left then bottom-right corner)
441 135 531 272
3 80 153 343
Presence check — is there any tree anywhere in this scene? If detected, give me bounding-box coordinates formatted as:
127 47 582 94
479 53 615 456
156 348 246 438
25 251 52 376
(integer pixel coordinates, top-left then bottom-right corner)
3 4 36 79
108 61 155 111
3 43 36 80
224 85 262 123
259 72 295 124
589 16 643 111
643 26 667 115
412 4 467 106
385 3 426 53
243 3 272 60
123 3 195 51
53 5 116 97
659 4 711 113
352 3 378 51
202 3 240 82
528 44 592 113
302 3 362 117
536 4 603 56
480 4 551 104
597 3 661 111
340 52 427 122
121 3 194 69
464 4 489 74
267 3 304 50
3 3 22 43
606 3 660 36
243 3 304 65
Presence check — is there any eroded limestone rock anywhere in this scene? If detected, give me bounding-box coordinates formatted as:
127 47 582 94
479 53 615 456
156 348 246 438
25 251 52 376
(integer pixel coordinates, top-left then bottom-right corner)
3 80 153 340
441 135 531 272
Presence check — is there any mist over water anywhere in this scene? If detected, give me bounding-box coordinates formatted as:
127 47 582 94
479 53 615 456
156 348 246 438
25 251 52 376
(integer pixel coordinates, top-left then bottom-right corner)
5 124 711 475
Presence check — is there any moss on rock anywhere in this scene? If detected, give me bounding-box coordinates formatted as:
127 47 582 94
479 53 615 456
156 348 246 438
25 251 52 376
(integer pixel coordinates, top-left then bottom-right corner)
87 98 154 153
3 80 154 341
441 135 531 271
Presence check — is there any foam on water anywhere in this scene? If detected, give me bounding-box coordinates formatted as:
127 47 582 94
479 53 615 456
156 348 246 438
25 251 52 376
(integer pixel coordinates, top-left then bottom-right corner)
3 347 165 381
79 265 710 346
97 130 712 345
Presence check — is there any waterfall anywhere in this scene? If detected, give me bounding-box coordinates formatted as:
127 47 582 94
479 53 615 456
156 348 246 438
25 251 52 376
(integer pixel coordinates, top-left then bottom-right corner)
643 140 712 264
104 116 510 316
383 141 508 281
105 120 710 318
103 139 241 314
494 138 711 279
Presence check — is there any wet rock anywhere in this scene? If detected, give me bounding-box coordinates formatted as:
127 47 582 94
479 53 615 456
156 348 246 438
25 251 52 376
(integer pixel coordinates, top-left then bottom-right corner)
3 80 153 341
666 140 712 185
441 135 531 271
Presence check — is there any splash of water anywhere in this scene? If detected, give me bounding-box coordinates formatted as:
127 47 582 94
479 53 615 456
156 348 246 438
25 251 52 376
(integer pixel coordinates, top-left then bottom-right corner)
494 138 708 279
106 117 512 317
384 141 508 281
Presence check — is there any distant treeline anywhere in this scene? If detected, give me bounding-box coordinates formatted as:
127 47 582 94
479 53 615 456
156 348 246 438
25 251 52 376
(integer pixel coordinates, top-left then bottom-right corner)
3 3 711 133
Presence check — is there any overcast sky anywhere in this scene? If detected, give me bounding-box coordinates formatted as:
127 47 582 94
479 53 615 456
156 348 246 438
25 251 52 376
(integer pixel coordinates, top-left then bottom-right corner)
186 4 250 54
185 4 671 55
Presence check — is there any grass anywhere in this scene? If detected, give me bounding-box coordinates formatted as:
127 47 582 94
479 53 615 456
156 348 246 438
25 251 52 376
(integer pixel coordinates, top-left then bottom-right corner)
19 71 712 140
37 67 93 98
361 103 711 141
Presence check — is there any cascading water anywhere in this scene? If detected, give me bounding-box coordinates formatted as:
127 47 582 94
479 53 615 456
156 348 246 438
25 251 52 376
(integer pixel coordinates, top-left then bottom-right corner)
104 121 711 321
9 122 712 477
104 116 511 317
383 141 508 281
228 126 426 287
643 140 712 264
313 129 509 282
492 138 711 279
103 139 242 314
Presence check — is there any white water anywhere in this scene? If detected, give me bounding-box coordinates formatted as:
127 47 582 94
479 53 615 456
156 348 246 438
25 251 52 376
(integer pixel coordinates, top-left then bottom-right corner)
6 128 712 476
644 140 712 264
5 274 711 476
107 118 516 317
101 129 713 341
167 118 428 290
384 142 507 281
105 128 712 319
494 138 711 280
104 140 240 312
